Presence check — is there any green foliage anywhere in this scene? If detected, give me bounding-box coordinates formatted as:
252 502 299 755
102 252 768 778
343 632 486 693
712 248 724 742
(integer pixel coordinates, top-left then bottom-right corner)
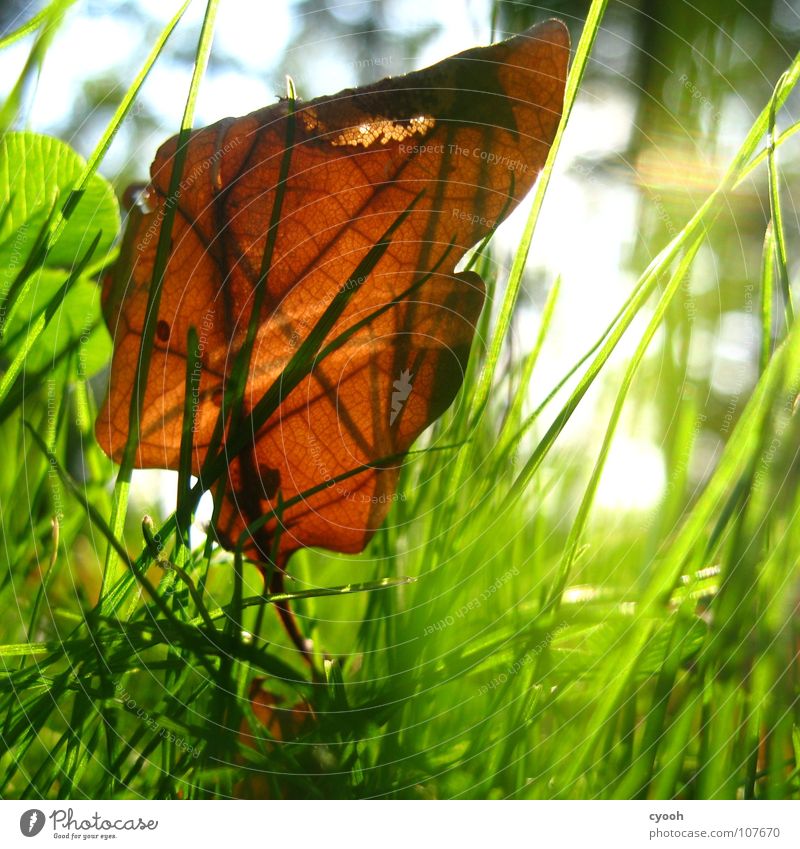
0 0 798 801
0 132 117 373
0 132 118 269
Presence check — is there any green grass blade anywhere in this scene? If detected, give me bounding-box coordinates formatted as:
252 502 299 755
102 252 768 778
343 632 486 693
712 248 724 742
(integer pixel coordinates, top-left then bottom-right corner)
766 72 792 325
760 222 775 374
0 231 101 403
463 0 608 434
0 5 53 51
101 0 219 605
544 237 703 612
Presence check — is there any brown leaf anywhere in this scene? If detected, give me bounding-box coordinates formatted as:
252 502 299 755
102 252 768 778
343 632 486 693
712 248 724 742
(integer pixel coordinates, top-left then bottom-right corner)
96 20 570 568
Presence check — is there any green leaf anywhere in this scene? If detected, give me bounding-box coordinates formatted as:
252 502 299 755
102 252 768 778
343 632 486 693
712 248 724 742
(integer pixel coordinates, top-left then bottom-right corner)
1 268 110 373
0 132 117 374
0 131 118 274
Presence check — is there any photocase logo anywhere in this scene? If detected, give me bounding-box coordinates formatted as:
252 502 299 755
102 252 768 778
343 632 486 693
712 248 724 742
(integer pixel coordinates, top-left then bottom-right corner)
389 368 414 425
19 809 45 837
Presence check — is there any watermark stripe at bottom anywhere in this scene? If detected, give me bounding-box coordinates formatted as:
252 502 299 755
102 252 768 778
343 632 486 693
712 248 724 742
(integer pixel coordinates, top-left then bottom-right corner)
1 800 797 847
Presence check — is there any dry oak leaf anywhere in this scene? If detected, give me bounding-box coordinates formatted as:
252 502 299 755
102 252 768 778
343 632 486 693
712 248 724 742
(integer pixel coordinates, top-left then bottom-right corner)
96 19 570 568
